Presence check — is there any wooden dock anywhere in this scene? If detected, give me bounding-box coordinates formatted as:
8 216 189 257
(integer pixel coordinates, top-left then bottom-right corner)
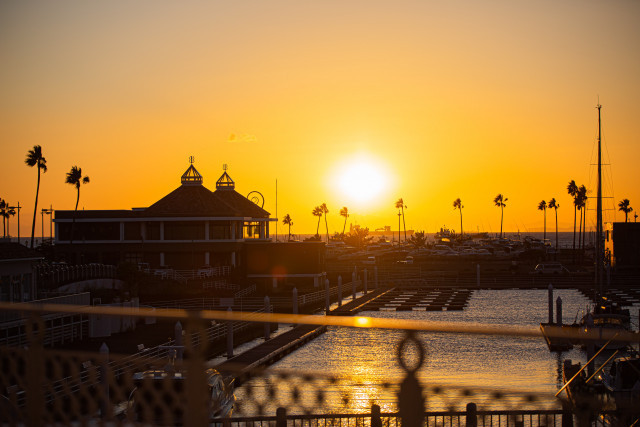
214 289 389 379
355 288 473 312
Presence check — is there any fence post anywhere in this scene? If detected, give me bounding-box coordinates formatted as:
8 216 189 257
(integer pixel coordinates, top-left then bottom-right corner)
227 307 234 358
561 399 574 427
548 284 554 324
325 279 330 314
465 402 477 427
352 269 356 300
276 407 287 427
264 296 270 340
364 268 368 294
26 314 44 426
292 287 298 316
556 296 563 326
338 276 343 306
371 404 382 427
100 342 111 420
175 321 183 360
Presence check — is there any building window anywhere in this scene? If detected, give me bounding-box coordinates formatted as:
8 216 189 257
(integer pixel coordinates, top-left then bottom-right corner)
58 222 119 241
210 221 231 239
124 222 142 240
164 221 205 240
146 222 161 240
243 221 262 239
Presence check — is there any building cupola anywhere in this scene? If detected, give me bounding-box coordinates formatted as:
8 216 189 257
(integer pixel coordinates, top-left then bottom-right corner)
216 164 235 190
181 156 203 186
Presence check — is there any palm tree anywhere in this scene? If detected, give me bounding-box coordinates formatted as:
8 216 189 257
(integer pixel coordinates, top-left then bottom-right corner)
395 198 407 241
567 180 579 252
548 198 559 251
453 198 464 236
4 206 16 238
320 203 329 243
312 206 323 237
282 214 293 241
493 194 508 238
65 166 90 245
339 207 349 236
537 200 547 241
0 199 6 237
577 185 587 250
25 145 47 248
618 199 632 222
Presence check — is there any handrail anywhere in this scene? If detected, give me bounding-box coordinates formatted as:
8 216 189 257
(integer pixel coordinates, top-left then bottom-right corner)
1 301 638 344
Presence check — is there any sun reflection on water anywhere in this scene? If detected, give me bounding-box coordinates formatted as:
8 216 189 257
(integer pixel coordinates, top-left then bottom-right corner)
236 289 595 415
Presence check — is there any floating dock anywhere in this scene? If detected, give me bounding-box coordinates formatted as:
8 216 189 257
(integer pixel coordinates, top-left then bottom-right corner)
356 288 473 312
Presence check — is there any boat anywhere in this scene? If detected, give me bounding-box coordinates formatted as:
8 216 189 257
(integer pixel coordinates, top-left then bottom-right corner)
560 359 606 422
580 295 632 350
600 355 640 410
126 354 235 422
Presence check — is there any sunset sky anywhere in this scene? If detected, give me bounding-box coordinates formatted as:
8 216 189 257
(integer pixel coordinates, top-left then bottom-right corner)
1 0 639 239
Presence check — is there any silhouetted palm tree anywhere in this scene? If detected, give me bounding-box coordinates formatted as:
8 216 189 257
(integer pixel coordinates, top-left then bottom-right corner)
340 207 349 236
395 198 407 241
577 185 587 250
493 194 508 238
537 200 547 241
312 206 323 237
548 198 559 251
25 145 47 248
0 199 6 237
618 199 632 222
282 214 293 241
2 204 16 238
320 203 329 243
65 166 90 245
567 180 578 252
453 198 464 236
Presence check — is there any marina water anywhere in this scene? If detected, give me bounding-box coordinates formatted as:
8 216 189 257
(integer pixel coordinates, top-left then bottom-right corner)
235 288 638 415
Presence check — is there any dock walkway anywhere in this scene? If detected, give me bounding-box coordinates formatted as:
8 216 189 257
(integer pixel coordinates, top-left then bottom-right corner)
215 288 390 379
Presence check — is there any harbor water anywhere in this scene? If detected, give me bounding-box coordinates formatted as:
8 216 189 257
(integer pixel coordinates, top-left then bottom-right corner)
235 288 638 415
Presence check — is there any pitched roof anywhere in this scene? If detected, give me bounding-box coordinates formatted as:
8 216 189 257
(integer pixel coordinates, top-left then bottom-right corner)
145 185 237 217
213 188 270 218
0 241 43 261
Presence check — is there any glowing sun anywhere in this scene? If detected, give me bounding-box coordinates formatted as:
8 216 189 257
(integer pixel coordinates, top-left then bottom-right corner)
332 154 391 206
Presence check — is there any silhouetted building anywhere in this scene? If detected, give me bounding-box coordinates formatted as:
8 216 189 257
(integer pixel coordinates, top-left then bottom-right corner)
0 241 43 302
605 222 640 270
244 241 326 291
54 163 275 270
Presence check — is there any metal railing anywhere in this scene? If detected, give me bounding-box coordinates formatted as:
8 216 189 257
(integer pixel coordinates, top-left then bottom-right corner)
36 263 117 289
0 301 638 426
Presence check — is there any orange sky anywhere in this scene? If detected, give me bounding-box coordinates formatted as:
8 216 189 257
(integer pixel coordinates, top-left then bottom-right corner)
1 0 639 239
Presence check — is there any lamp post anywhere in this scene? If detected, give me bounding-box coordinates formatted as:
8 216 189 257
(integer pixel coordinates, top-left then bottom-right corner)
41 206 53 245
397 210 402 245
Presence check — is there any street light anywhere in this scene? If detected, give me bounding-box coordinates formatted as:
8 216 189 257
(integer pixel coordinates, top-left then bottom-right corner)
41 206 53 245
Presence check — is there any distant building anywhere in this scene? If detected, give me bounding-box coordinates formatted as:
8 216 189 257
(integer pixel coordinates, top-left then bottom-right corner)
0 240 43 302
605 222 640 270
54 163 276 270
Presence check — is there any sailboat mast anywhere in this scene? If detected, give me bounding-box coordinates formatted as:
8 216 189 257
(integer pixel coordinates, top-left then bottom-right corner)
596 103 603 292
